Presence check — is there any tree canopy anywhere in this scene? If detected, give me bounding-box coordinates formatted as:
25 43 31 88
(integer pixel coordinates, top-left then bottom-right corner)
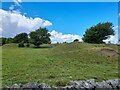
13 33 28 43
82 22 114 44
29 28 51 47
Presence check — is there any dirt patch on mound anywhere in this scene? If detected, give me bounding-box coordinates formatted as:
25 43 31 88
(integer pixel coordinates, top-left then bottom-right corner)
101 48 120 57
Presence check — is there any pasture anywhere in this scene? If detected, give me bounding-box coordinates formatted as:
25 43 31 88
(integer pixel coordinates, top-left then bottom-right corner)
2 42 119 87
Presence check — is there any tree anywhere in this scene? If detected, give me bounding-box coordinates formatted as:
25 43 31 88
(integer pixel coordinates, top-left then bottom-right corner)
13 33 28 43
82 22 114 44
29 28 51 47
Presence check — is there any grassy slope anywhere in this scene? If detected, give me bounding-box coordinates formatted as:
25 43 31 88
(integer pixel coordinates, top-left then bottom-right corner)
2 42 118 87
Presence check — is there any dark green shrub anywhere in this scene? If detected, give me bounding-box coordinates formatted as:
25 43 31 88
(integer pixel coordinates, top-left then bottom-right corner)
63 42 67 43
56 80 68 86
26 43 30 47
74 39 79 42
18 42 25 47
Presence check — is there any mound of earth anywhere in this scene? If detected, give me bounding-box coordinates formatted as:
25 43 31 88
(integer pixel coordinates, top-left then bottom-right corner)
101 48 120 57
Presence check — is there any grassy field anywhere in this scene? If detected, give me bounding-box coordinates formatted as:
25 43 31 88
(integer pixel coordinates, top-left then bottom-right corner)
2 42 119 87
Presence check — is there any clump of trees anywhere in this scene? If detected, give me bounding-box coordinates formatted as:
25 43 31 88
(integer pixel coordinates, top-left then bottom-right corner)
1 27 51 48
29 28 51 47
82 22 114 44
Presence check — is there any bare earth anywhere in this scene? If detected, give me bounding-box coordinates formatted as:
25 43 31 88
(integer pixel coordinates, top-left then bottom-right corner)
101 48 120 57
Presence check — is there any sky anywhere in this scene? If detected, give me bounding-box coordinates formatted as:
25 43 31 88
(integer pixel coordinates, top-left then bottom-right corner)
2 0 120 2
0 0 119 44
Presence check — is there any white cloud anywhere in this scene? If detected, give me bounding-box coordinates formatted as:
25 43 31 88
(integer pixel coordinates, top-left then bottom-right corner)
13 0 22 6
17 0 22 2
0 9 52 37
9 5 14 11
112 26 118 30
0 9 82 43
8 0 22 15
12 10 21 14
119 13 120 17
103 26 119 44
43 20 53 27
50 30 83 43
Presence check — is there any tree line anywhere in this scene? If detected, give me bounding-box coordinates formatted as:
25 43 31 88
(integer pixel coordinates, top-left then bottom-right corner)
0 28 51 47
0 22 115 47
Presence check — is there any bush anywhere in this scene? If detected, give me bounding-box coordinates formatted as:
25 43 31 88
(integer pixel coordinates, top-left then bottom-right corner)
18 42 25 47
74 39 79 42
26 43 30 47
63 42 67 43
56 80 68 86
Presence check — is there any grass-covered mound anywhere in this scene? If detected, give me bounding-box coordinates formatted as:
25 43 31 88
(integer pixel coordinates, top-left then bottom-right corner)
2 42 119 87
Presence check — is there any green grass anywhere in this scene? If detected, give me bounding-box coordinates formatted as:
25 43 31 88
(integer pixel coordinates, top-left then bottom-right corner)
2 42 119 87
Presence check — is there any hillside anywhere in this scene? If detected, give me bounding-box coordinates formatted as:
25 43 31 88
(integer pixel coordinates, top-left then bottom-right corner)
2 42 119 87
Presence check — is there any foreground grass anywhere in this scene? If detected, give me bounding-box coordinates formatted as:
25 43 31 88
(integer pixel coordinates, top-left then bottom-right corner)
2 42 118 87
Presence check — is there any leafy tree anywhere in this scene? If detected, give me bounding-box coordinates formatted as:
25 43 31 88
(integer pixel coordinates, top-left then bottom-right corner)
82 22 114 44
13 33 28 43
29 28 51 47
